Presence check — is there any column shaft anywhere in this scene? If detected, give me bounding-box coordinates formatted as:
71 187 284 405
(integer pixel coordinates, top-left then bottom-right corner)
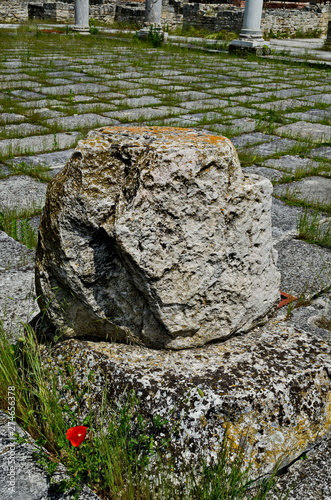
75 0 89 29
240 0 264 40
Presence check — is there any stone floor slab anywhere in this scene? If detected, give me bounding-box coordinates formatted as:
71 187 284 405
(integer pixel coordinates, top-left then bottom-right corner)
0 175 47 211
285 109 331 124
40 83 111 96
228 118 257 133
111 96 162 108
232 132 274 148
253 99 308 111
3 123 49 137
271 198 303 241
273 176 331 205
243 165 285 182
0 113 25 124
276 121 331 142
8 149 75 169
264 155 319 172
244 138 298 157
103 107 182 121
0 132 80 156
10 90 46 99
275 238 331 296
45 113 115 131
308 146 331 160
179 98 228 110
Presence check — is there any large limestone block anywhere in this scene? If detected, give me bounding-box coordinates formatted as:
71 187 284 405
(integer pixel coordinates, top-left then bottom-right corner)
36 126 280 349
42 322 331 477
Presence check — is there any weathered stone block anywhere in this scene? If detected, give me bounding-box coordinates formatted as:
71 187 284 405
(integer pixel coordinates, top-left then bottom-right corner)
36 126 280 349
42 322 331 477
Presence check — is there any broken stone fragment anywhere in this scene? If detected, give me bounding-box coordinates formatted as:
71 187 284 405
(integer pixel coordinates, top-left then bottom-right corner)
35 126 280 349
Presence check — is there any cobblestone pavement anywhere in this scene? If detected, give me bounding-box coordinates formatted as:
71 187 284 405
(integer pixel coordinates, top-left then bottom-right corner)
1 28 331 358
0 29 331 500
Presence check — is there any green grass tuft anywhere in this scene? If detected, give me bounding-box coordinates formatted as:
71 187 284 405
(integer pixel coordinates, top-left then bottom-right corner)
297 209 331 249
0 323 285 500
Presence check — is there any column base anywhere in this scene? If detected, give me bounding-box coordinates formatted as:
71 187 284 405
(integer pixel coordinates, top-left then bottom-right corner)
72 26 90 35
137 24 168 43
229 39 270 55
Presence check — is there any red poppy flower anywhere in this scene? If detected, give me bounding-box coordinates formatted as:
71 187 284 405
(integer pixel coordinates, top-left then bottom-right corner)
66 426 87 447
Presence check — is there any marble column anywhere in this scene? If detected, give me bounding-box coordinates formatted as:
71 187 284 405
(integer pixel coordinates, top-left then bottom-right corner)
138 0 167 42
73 0 90 34
229 0 269 53
145 0 162 25
325 21 331 49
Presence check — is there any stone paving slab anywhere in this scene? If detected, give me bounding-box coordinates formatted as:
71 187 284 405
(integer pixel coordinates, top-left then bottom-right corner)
18 98 67 108
111 96 162 108
308 146 331 160
8 149 75 168
252 99 308 111
40 83 111 96
231 132 274 148
45 113 118 130
10 90 46 99
0 176 47 211
241 138 298 157
275 238 331 297
0 113 25 124
0 232 36 339
305 94 331 105
228 118 257 133
179 98 228 110
0 132 80 156
243 165 284 182
276 121 331 142
264 155 319 173
273 176 331 205
271 198 303 241
103 107 183 121
285 109 331 123
3 123 49 137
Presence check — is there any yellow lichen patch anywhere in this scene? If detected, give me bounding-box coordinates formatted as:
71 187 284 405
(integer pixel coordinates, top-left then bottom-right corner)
96 125 227 146
223 397 331 473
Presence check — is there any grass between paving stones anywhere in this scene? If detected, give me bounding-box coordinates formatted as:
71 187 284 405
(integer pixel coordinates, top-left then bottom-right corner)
276 190 331 216
0 207 40 249
0 323 287 500
273 161 331 185
6 160 52 182
297 209 331 249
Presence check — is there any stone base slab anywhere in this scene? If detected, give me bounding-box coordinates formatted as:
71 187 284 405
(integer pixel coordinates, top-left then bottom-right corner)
229 39 270 55
43 320 331 477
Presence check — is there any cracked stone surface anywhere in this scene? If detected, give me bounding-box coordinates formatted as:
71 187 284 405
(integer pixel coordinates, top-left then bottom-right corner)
35 126 280 349
43 320 331 478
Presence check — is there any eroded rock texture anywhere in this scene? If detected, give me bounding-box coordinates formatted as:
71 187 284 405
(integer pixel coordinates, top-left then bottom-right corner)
36 126 280 349
41 322 331 477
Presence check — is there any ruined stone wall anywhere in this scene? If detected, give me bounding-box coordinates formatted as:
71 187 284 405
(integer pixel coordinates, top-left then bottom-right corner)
262 3 331 36
0 0 330 37
177 1 331 35
0 0 28 23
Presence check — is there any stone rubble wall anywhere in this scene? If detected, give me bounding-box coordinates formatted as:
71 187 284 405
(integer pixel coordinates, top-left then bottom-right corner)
1 0 330 37
0 0 28 23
